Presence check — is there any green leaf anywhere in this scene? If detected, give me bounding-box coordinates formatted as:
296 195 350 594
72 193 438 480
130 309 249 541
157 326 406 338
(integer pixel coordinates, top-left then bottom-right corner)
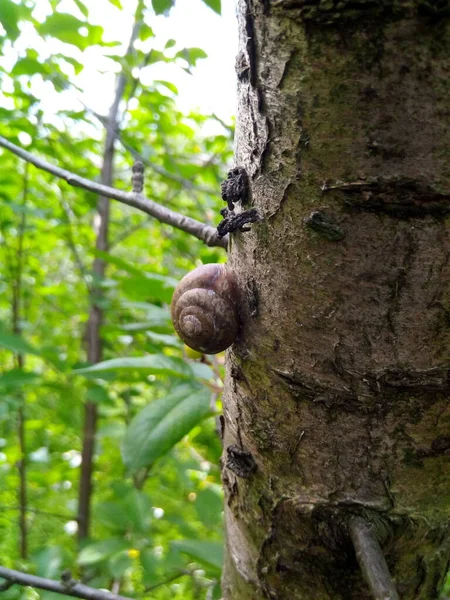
0 326 41 357
86 384 111 404
73 0 89 18
120 274 175 303
39 14 103 50
0 369 39 389
155 79 178 95
140 548 160 584
94 250 176 303
141 23 154 41
0 0 20 41
202 0 221 13
124 489 152 533
176 48 208 68
152 0 175 15
39 13 85 46
74 355 192 378
12 58 48 77
190 362 214 380
33 546 64 579
108 551 133 578
195 488 223 527
107 0 122 7
95 502 128 532
78 538 128 566
58 55 84 75
122 383 211 472
146 331 182 347
171 539 223 571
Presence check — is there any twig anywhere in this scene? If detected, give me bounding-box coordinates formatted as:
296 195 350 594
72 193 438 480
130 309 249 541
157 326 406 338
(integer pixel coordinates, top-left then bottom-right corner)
349 517 399 600
92 111 217 195
59 197 91 291
0 580 13 592
0 505 75 521
144 570 190 592
109 217 151 248
0 566 133 600
0 135 227 249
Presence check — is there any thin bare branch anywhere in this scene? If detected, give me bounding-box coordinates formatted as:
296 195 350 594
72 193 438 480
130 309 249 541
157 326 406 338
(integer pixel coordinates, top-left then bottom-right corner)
0 505 75 521
144 570 190 592
0 580 13 592
349 517 399 600
59 197 91 291
0 566 133 600
110 217 150 248
0 135 227 248
46 66 219 196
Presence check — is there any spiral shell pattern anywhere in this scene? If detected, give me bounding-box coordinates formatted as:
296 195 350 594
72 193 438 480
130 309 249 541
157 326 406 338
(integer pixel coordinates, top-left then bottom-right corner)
171 264 240 354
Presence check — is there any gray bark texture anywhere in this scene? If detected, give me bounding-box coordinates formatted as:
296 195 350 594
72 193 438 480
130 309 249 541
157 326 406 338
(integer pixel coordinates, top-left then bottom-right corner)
221 1 450 599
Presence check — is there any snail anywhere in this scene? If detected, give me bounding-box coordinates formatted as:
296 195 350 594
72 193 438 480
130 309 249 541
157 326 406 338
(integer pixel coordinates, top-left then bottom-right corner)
170 264 240 354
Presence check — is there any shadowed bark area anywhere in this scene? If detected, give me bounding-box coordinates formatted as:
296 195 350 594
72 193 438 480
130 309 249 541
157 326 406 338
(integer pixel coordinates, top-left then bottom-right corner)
222 1 450 598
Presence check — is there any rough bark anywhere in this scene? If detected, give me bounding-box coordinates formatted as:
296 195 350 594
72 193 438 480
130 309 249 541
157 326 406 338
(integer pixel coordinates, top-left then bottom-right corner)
222 2 450 598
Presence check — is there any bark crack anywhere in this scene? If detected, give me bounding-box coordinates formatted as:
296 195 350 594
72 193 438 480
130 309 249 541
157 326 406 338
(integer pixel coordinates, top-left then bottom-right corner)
322 177 450 218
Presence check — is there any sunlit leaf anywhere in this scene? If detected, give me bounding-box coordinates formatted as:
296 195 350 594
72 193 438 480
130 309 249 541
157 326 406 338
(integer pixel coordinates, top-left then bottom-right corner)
140 23 154 41
176 47 208 68
73 0 89 18
202 0 221 14
155 79 178 95
39 14 104 50
0 0 20 40
152 0 175 15
12 58 48 77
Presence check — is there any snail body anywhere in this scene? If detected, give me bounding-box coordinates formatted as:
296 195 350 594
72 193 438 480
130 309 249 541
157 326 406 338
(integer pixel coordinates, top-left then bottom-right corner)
171 264 240 354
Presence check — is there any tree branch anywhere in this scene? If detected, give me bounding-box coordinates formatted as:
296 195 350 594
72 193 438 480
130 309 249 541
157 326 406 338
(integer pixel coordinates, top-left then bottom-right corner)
13 163 29 560
0 504 76 521
0 566 133 600
0 136 227 249
144 570 190 592
349 517 399 600
78 5 144 545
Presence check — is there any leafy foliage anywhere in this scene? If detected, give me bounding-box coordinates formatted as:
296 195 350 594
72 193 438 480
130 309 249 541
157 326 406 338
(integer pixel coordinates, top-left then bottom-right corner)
0 1 232 599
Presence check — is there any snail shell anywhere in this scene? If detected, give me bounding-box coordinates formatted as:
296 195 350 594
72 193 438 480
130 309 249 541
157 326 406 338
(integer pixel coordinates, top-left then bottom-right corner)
171 264 240 354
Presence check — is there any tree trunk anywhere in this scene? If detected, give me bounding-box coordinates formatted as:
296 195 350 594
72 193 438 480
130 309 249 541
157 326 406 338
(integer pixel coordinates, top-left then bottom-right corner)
222 2 450 599
77 14 142 542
